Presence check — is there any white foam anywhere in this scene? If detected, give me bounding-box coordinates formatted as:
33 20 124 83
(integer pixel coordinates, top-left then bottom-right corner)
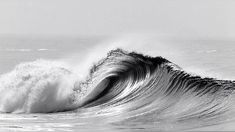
0 60 79 113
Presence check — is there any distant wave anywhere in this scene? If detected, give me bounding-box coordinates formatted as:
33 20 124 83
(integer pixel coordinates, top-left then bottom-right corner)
2 48 32 52
0 49 234 130
0 48 57 52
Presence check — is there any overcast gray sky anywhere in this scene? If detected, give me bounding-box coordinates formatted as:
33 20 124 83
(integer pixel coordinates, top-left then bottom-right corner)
0 0 234 39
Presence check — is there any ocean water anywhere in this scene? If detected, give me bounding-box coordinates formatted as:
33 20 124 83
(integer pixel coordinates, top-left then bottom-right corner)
1 36 235 131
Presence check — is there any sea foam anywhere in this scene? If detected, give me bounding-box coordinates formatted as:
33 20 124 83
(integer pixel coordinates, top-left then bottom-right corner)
0 60 79 113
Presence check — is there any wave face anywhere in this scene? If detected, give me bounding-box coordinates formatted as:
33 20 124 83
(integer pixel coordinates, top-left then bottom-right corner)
1 49 235 130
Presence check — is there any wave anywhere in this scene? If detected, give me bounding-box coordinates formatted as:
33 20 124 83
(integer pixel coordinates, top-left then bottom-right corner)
0 48 235 129
0 48 57 52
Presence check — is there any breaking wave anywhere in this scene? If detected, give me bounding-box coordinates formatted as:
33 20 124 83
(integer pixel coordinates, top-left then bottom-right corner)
0 48 235 130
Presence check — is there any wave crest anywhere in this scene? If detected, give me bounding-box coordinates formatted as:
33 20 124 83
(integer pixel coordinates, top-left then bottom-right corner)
73 49 235 129
0 48 235 129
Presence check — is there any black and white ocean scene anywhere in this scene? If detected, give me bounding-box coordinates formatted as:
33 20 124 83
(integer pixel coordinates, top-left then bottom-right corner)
0 0 235 131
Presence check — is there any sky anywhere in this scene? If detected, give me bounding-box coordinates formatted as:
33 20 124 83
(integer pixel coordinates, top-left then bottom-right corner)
0 0 234 39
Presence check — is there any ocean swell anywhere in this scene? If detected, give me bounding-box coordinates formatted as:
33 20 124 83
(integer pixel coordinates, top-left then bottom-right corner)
0 48 235 129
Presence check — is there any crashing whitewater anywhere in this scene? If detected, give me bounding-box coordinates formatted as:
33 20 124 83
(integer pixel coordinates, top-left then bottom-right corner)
0 48 235 130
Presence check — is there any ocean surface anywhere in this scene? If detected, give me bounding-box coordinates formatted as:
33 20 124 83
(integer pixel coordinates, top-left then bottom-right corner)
1 36 235 131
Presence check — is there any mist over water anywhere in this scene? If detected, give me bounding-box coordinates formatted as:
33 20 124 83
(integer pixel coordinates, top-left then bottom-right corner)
1 35 235 131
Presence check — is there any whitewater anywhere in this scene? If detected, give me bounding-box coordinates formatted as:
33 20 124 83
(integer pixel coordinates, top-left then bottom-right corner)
1 36 235 131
